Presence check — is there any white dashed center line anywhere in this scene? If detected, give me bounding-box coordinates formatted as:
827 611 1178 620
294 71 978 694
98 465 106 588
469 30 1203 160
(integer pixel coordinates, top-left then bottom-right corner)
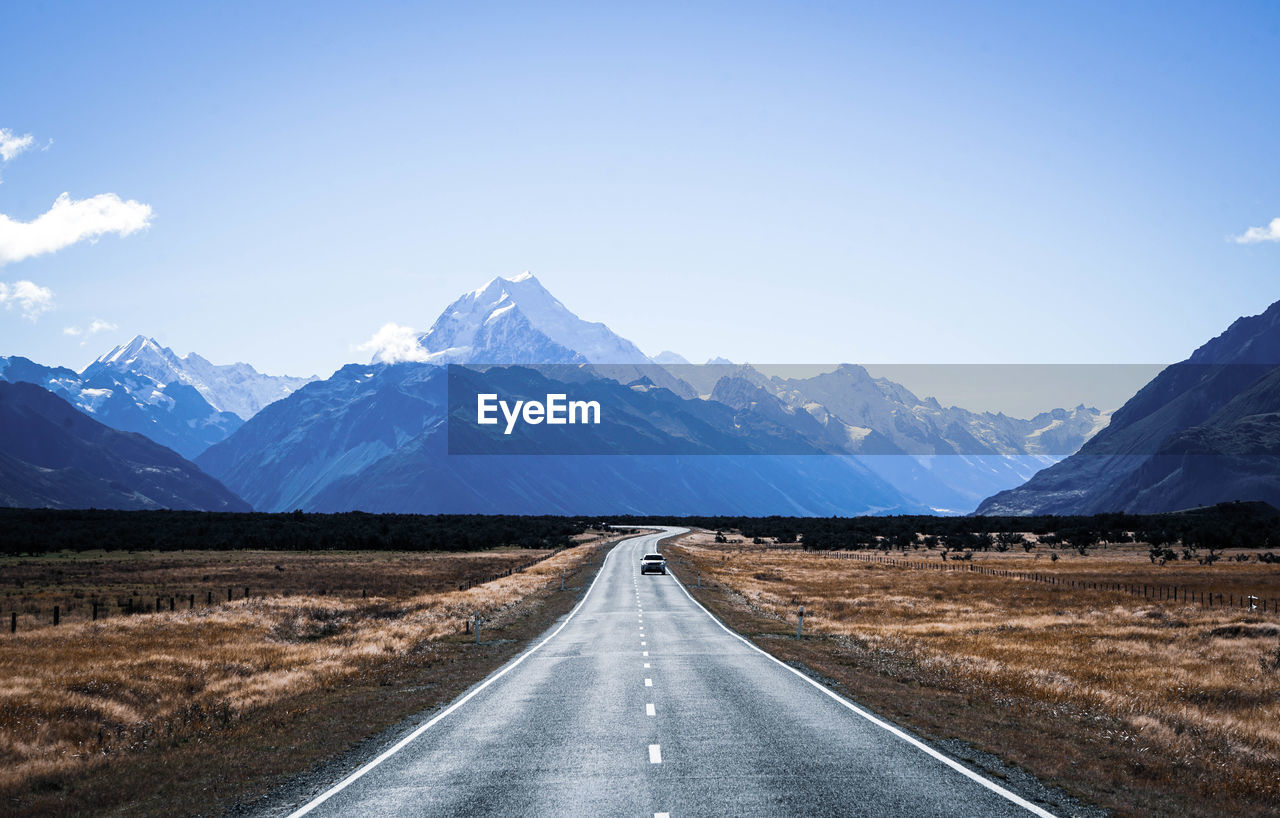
644 678 653 687
643 662 650 668
642 651 648 656
649 744 662 764
646 703 655 716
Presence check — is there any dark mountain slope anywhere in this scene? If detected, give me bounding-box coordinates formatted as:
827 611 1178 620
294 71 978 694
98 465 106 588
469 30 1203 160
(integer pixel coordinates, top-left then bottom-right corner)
978 300 1280 515
0 381 250 511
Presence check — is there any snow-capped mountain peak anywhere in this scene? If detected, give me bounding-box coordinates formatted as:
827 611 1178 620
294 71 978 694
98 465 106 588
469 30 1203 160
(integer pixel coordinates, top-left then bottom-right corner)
95 334 172 368
85 336 316 420
392 272 652 365
650 350 691 365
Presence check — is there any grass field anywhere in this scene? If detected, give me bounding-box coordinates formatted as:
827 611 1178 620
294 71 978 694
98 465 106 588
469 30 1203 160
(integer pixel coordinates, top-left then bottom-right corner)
1 543 581 629
669 530 1280 818
0 530 625 816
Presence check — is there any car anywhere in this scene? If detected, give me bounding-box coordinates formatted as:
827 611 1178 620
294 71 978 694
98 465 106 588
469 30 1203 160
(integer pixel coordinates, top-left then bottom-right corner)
640 553 667 575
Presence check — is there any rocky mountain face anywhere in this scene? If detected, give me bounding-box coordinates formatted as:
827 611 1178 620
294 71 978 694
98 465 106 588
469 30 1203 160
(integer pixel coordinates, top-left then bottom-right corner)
0 381 249 511
977 299 1280 515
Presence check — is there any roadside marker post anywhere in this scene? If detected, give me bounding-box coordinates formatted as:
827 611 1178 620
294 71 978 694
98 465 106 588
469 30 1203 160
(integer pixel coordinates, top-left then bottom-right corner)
474 611 480 643
797 605 804 638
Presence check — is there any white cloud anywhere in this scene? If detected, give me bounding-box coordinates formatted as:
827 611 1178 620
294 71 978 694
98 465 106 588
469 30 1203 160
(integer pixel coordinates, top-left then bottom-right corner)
0 128 34 163
356 323 430 363
0 192 153 266
1233 217 1280 244
64 318 117 340
0 279 54 320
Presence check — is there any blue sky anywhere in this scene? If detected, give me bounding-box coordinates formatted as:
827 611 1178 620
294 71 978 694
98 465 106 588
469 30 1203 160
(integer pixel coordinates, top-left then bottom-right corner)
0 1 1277 378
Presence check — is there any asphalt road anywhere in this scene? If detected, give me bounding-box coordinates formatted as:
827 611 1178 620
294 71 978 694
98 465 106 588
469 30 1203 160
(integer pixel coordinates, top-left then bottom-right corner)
284 527 1055 817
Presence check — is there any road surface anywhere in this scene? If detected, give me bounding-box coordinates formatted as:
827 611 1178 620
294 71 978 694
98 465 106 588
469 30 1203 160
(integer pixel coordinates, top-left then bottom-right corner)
284 527 1055 817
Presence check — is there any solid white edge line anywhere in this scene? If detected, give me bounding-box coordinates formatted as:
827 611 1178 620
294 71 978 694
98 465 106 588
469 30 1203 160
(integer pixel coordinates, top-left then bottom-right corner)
667 558 1057 818
284 532 640 817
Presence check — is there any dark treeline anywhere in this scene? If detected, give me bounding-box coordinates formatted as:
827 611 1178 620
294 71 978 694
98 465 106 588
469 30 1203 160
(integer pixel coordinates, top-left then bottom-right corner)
610 501 1280 553
0 509 594 555
5 502 1277 558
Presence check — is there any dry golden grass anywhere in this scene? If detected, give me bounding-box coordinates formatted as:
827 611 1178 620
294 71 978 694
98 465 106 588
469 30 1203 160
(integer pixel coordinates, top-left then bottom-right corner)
0 546 562 628
0 538 613 808
672 531 1280 816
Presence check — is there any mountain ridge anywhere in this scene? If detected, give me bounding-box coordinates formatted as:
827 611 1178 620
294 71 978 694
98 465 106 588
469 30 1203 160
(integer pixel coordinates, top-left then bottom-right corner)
977 298 1280 515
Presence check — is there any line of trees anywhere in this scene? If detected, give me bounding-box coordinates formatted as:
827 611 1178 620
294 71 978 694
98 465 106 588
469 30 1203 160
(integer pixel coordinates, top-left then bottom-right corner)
607 501 1280 554
0 509 596 555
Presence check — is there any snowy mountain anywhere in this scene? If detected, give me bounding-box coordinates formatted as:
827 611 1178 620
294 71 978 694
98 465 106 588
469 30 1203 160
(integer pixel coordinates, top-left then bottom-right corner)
86 335 316 420
0 337 314 460
332 272 1113 513
1 272 1118 514
650 350 691 365
377 272 651 365
1 352 242 459
197 363 920 515
763 364 1110 458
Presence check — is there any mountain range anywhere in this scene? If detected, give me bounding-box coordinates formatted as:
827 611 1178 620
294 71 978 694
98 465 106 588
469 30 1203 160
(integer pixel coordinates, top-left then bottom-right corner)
194 273 1106 515
196 362 918 515
0 337 314 459
6 271 1279 516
